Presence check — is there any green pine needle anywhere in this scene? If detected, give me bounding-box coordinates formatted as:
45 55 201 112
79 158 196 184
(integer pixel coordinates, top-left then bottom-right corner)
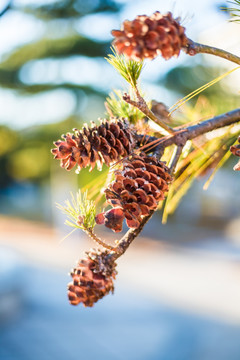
57 190 97 230
162 125 240 223
221 0 240 22
105 90 145 123
106 47 143 88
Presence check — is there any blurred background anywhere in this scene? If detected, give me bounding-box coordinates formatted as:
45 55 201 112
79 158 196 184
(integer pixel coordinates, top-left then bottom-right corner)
0 0 240 359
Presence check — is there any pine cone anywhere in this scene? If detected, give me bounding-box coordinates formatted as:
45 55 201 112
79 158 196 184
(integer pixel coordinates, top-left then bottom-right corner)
230 136 240 171
51 118 135 172
96 153 172 232
112 11 188 60
68 249 117 307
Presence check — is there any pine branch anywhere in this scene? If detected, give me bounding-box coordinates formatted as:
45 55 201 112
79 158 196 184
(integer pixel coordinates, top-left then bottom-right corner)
105 90 145 123
107 48 175 134
108 108 240 258
85 228 117 252
185 40 240 65
145 108 240 151
123 91 175 135
175 108 240 144
111 210 155 260
136 108 240 154
57 190 115 251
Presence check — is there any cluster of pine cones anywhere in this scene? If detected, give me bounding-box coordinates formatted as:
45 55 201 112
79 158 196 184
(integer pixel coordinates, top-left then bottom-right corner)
111 11 188 60
52 118 172 306
52 10 183 308
52 119 172 233
52 9 240 308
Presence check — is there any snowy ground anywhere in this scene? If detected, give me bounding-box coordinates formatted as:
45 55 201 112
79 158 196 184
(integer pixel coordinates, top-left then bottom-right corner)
1 215 240 360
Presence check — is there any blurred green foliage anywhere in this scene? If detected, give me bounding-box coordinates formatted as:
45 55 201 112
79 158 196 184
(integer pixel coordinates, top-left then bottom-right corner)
0 126 18 157
0 117 80 186
0 0 121 188
0 0 119 94
21 0 120 20
161 64 240 114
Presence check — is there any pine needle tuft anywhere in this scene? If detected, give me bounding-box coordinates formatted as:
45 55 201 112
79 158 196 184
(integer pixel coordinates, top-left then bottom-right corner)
106 47 143 88
105 90 145 122
57 190 96 230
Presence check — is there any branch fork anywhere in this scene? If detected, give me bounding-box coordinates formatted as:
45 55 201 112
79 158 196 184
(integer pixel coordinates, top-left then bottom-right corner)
123 92 175 135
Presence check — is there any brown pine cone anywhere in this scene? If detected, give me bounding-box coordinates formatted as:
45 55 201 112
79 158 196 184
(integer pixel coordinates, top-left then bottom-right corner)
96 153 172 232
68 249 117 307
112 11 188 60
51 118 135 172
230 136 240 171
